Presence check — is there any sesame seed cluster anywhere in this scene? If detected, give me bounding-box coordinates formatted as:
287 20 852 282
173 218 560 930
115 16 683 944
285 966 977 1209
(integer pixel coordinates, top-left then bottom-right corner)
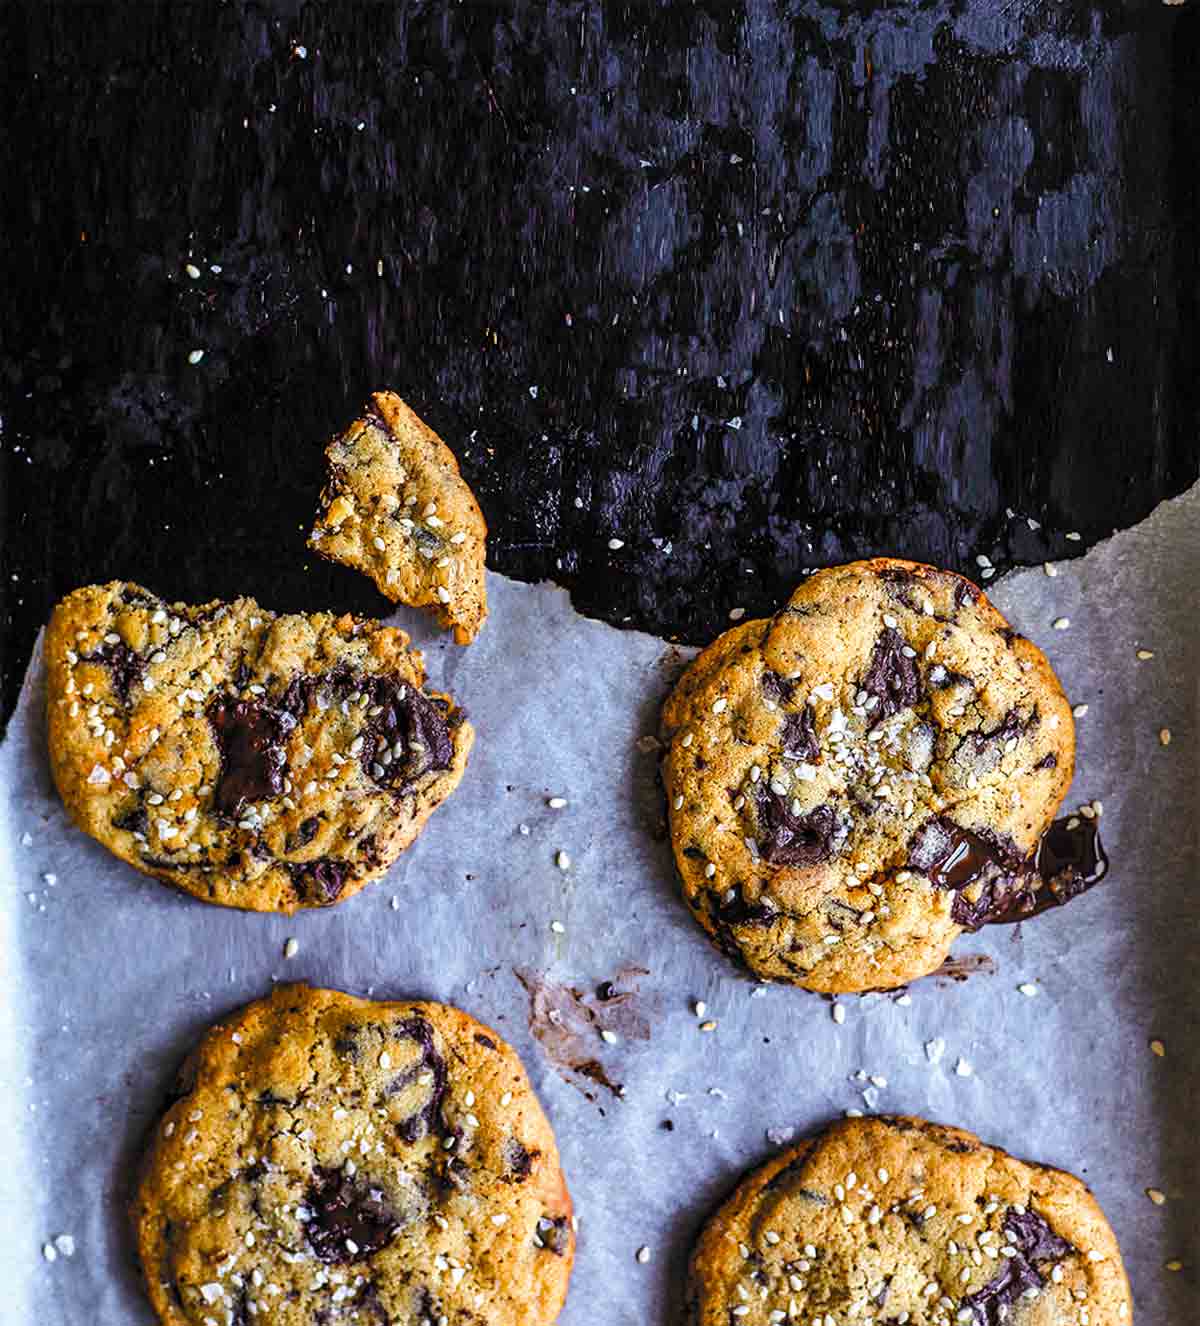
687 1116 1132 1326
133 985 575 1326
44 580 473 912
662 559 1075 992
308 391 489 645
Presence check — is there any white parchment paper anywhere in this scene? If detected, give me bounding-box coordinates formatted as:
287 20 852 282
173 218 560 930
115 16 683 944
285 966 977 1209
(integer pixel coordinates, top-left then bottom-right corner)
2 488 1197 1324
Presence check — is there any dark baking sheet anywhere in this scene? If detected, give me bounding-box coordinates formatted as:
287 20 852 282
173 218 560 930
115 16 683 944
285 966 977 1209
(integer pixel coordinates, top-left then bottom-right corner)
2 0 1198 728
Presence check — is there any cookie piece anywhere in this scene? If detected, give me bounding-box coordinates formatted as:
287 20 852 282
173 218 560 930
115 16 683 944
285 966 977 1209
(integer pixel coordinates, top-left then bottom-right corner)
687 1114 1132 1326
45 581 473 912
661 559 1075 992
133 985 575 1326
309 391 488 644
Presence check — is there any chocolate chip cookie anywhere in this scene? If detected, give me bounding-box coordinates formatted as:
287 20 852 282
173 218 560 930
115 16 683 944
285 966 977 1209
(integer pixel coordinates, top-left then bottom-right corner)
661 560 1075 992
687 1114 1131 1326
133 985 575 1326
45 582 473 912
309 391 488 644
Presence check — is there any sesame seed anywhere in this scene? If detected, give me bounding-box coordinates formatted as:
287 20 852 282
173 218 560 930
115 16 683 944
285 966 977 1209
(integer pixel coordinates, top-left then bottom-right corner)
728 607 745 620
600 1029 618 1044
491 1213 509 1226
636 1245 651 1264
694 1000 707 1017
42 1243 57 1263
608 538 624 550
547 796 568 808
1159 727 1172 746
832 1003 846 1025
704 862 716 878
1150 1039 1165 1057
550 920 565 934
436 586 451 603
187 349 205 364
379 1052 391 1069
1066 530 1081 541
1146 1188 1166 1205
955 1057 973 1077
1018 983 1038 997
283 938 298 959
555 850 571 870
1136 649 1154 660
712 697 728 714
372 536 386 551
1052 617 1070 630
1072 703 1088 717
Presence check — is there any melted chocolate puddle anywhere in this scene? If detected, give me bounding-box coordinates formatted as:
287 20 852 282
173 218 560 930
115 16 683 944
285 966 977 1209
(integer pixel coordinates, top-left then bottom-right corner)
911 813 1107 931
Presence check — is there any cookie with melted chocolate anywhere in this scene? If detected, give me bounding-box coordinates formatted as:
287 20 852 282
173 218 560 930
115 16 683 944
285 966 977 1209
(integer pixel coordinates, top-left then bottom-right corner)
687 1115 1131 1326
44 581 473 911
661 559 1076 992
132 985 574 1326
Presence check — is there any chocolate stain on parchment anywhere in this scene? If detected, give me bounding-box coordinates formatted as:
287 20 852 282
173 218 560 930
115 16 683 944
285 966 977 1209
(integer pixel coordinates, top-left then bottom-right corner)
931 953 997 984
515 965 652 1105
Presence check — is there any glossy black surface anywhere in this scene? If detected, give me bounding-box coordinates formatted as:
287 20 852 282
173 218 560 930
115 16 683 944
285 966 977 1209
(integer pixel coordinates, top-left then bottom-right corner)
3 1 1198 727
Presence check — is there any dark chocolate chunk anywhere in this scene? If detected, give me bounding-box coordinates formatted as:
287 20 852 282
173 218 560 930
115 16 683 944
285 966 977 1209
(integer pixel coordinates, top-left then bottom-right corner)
84 640 145 704
207 696 296 815
537 1214 571 1255
1034 752 1058 770
304 1167 400 1264
861 627 921 720
113 803 149 837
756 791 841 867
388 1016 448 1143
473 1033 497 1050
959 1207 1070 1325
1004 1208 1071 1263
504 1138 534 1180
780 706 819 762
287 858 351 906
760 671 796 705
362 677 454 791
714 884 778 927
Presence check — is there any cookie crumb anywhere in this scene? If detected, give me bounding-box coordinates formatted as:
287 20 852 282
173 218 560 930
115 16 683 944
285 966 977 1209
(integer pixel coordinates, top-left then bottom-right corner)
699 1020 718 1033
1146 1188 1166 1205
1159 727 1172 746
1043 562 1057 577
1165 1260 1183 1272
1150 1038 1165 1057
954 1057 973 1077
53 1234 75 1257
